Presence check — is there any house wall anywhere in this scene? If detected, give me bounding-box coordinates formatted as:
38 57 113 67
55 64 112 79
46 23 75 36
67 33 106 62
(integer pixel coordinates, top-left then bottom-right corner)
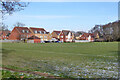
9 28 33 40
51 32 57 38
34 34 51 41
59 32 65 42
59 32 74 42
29 28 51 41
8 28 20 40
47 33 52 41
0 31 10 40
66 32 72 42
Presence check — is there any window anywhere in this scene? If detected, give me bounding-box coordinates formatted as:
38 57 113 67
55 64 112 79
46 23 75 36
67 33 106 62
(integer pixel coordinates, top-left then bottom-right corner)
44 31 46 34
27 35 28 38
26 30 29 33
39 31 41 34
44 36 47 39
61 36 63 38
40 36 43 39
34 30 37 34
22 30 25 33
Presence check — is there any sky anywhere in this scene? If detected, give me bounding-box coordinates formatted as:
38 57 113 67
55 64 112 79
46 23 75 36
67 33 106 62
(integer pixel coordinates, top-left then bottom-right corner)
4 2 118 32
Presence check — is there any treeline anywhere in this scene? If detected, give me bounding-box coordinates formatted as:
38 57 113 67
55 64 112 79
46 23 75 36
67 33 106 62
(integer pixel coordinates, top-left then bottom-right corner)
89 20 120 42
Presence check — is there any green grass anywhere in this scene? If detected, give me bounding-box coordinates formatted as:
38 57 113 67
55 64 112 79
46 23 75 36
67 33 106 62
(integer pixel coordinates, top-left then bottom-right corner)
2 42 119 78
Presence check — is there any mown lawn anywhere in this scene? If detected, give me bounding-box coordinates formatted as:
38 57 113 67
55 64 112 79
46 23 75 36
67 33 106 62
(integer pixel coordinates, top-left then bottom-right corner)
2 42 119 78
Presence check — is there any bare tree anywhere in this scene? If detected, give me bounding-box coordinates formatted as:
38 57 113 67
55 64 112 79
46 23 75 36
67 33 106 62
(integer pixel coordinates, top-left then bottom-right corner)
13 22 25 27
0 0 29 30
0 23 8 30
1 0 29 15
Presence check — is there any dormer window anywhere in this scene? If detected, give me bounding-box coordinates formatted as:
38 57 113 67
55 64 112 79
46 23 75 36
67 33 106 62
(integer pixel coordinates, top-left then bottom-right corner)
34 30 37 34
44 31 46 34
26 30 29 33
22 30 25 33
39 31 41 34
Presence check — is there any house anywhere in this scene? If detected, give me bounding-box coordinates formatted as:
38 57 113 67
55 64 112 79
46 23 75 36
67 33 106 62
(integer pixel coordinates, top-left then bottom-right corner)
0 30 11 40
51 30 61 41
27 35 41 43
93 31 104 42
29 27 52 41
8 27 33 40
79 33 94 42
75 31 85 40
59 30 74 42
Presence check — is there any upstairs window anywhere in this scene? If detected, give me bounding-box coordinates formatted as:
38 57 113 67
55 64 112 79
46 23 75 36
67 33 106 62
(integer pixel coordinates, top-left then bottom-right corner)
22 30 25 33
44 36 47 39
39 31 41 34
61 36 63 38
40 36 43 39
44 31 46 34
34 30 37 34
26 30 29 33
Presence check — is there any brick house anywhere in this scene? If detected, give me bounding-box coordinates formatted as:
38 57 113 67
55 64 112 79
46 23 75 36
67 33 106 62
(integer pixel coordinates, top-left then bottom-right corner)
51 30 61 40
0 30 11 40
8 27 33 40
79 33 94 42
59 30 74 42
29 27 52 41
75 31 85 40
27 35 41 43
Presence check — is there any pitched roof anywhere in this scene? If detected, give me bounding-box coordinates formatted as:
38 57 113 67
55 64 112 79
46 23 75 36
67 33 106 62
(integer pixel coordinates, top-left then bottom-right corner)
75 31 85 37
29 27 46 34
0 30 10 36
53 30 61 35
82 33 94 37
14 27 31 34
46 32 50 34
28 35 40 39
62 30 70 36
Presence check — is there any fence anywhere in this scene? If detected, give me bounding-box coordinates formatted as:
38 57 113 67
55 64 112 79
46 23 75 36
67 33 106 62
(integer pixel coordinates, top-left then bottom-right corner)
0 40 21 43
75 40 90 42
27 40 34 43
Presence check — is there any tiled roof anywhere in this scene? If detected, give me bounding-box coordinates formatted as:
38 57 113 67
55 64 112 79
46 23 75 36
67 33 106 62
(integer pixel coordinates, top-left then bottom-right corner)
53 30 61 35
83 33 94 37
28 35 40 39
30 27 46 34
0 30 10 36
46 32 50 34
62 30 70 36
14 27 31 34
30 27 45 31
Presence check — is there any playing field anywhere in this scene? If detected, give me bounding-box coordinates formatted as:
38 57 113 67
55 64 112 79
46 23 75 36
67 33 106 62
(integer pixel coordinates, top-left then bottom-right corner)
2 42 119 78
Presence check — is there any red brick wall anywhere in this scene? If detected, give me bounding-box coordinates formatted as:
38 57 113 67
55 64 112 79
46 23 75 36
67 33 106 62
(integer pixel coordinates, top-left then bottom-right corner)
0 31 10 40
9 28 33 40
59 32 65 42
8 28 20 40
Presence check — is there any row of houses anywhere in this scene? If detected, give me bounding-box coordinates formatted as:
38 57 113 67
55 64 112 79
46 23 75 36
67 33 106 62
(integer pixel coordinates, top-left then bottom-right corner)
0 26 98 43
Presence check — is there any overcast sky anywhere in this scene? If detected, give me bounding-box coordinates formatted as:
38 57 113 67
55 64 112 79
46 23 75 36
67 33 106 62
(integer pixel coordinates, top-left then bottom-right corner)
4 2 118 32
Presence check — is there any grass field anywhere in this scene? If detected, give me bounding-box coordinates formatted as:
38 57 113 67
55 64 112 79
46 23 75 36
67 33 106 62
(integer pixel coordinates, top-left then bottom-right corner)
2 42 119 78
